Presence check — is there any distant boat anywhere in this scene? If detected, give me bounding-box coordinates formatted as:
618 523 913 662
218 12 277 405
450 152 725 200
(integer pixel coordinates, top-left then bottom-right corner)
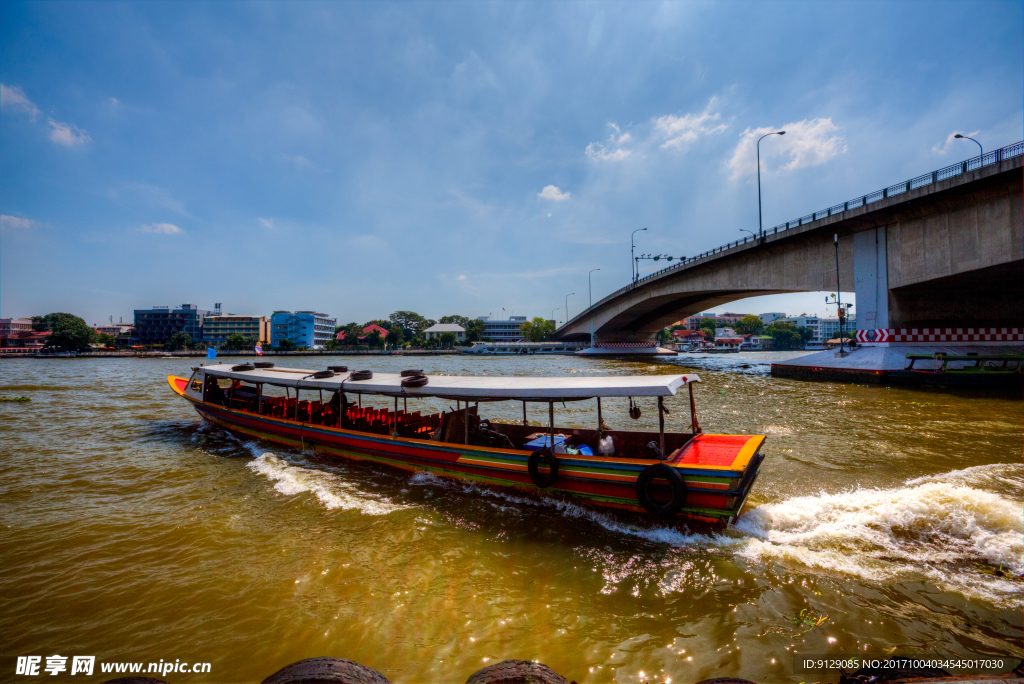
169 363 766 526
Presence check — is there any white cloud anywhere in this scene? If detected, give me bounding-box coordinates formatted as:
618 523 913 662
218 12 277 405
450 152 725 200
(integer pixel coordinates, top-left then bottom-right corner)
538 185 571 201
139 222 182 235
653 98 728 150
257 217 275 229
457 274 467 280
932 130 980 155
48 118 91 147
728 118 846 179
117 183 190 216
0 84 40 119
1 215 34 230
585 122 634 162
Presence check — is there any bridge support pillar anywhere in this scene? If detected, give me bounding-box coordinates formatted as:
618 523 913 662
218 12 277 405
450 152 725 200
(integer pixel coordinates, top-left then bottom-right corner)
853 226 889 332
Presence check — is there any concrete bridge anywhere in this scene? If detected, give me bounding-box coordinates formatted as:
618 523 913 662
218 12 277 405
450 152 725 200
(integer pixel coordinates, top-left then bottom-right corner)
552 142 1023 344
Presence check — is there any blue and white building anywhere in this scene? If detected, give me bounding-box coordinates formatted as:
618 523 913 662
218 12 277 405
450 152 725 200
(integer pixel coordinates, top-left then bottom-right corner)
270 311 337 349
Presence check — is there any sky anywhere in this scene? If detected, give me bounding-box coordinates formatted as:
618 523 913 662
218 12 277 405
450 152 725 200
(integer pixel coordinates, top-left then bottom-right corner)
2 1 1021 327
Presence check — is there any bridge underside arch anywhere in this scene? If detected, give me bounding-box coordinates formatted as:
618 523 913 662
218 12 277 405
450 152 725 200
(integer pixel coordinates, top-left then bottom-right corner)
557 289 797 343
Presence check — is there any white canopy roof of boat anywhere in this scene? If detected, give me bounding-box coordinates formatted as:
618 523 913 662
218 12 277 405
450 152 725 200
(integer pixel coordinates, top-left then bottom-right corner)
199 363 699 400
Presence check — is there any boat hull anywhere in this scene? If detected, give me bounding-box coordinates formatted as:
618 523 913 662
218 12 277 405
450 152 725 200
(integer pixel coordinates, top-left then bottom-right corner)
170 376 763 525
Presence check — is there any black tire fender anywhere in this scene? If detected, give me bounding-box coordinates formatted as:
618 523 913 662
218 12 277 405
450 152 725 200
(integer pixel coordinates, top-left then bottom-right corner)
400 369 424 377
527 448 559 488
349 370 373 381
635 463 687 517
254 361 275 368
261 657 392 684
311 370 336 379
231 363 255 372
400 374 428 388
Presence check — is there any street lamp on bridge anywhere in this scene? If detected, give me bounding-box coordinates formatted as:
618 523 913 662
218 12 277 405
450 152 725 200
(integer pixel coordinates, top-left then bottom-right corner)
565 293 575 322
954 134 983 160
757 130 785 237
631 227 647 283
551 307 559 326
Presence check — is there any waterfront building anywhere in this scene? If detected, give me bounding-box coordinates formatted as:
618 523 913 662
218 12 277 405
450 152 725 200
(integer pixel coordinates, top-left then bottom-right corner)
671 329 707 350
424 323 466 341
202 315 270 346
0 318 33 336
475 316 537 342
684 313 717 330
270 311 336 349
819 315 855 341
134 304 209 346
0 330 50 348
759 312 787 325
778 315 823 347
336 324 390 343
714 312 752 325
715 327 738 339
94 323 134 336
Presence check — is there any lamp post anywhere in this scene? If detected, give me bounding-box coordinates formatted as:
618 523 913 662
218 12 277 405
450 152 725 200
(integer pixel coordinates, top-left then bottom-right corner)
588 268 600 347
740 228 757 242
954 134 983 164
551 307 559 325
565 293 574 322
631 227 647 283
757 130 785 237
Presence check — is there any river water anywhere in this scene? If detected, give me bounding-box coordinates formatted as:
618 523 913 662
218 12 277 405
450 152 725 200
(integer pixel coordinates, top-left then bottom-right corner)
1 352 1021 683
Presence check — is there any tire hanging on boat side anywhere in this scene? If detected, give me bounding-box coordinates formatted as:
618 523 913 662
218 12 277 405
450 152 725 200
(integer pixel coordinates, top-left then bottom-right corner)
635 463 687 517
528 448 559 488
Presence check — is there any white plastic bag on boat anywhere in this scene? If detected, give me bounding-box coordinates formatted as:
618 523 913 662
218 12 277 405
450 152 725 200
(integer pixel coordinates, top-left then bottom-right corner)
598 435 615 455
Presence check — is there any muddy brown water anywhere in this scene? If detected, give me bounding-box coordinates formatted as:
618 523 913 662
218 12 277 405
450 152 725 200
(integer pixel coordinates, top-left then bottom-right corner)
1 353 1020 683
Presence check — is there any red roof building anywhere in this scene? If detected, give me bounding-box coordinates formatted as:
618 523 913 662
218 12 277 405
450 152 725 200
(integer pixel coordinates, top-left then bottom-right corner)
1 331 51 348
336 323 390 341
672 329 706 340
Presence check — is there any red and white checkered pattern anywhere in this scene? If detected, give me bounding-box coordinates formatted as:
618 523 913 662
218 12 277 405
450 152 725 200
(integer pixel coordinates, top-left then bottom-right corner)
594 342 657 348
856 328 1023 344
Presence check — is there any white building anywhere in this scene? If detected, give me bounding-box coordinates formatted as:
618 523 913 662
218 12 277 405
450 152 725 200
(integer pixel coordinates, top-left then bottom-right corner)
715 327 738 338
759 312 787 325
820 315 856 341
778 315 822 347
475 316 530 342
424 323 465 341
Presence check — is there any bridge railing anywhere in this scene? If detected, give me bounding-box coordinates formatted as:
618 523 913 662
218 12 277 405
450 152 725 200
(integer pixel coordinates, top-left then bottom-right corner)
562 140 1023 333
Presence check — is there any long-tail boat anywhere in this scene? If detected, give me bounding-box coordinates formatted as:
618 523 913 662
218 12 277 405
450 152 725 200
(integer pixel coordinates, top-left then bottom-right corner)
168 363 766 525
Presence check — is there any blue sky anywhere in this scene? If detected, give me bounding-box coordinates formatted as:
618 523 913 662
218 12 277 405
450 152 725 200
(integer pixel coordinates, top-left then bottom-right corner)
2 1 1021 327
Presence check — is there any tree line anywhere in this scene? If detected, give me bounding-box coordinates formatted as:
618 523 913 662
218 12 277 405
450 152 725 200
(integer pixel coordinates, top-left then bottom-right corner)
26 309 562 353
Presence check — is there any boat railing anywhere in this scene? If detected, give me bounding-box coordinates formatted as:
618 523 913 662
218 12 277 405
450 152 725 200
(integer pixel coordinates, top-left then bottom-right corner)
904 353 1024 372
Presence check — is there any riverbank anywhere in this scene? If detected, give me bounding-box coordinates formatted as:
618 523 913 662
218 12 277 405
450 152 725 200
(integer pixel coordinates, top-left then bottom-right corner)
1 349 461 359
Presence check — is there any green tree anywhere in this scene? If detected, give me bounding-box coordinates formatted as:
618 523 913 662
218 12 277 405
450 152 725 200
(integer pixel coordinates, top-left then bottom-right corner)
735 315 764 335
165 331 194 352
519 317 555 342
323 338 342 351
95 333 116 347
33 312 82 332
388 311 428 336
764 322 807 350
464 318 486 342
44 315 95 352
277 338 297 351
385 325 404 348
338 322 362 345
223 333 255 350
697 318 717 342
439 331 458 348
364 329 383 348
657 328 672 344
438 314 470 328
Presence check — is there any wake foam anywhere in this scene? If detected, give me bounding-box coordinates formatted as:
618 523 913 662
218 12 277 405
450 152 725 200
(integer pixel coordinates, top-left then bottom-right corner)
730 464 1023 606
246 452 406 516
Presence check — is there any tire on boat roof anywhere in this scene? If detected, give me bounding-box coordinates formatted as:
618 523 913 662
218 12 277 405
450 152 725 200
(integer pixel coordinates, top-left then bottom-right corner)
401 374 428 388
328 365 348 372
231 363 255 372
349 370 373 381
400 369 423 377
635 463 687 518
254 362 275 368
466 659 568 684
527 448 559 488
261 657 392 684
311 370 336 379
